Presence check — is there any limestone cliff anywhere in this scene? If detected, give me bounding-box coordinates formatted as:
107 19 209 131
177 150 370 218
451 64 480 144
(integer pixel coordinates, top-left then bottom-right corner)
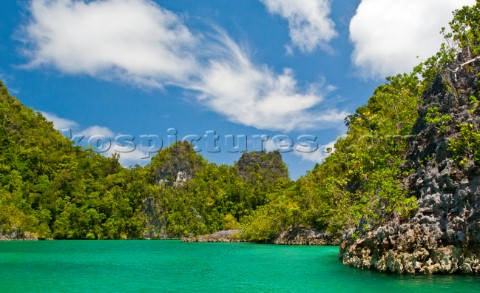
339 52 480 274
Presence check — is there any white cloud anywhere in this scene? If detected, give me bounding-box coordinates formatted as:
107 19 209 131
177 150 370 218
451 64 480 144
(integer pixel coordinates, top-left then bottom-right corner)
103 146 149 166
24 0 346 132
264 134 337 164
350 0 475 78
40 110 150 166
191 32 347 131
260 0 337 52
82 130 158 166
295 149 325 163
264 136 294 153
118 150 149 166
77 125 115 138
25 0 198 87
40 111 115 142
294 139 335 163
40 111 78 130
264 139 279 153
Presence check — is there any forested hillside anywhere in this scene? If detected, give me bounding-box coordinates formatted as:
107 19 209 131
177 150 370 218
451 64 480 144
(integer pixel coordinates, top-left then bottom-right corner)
2 3 479 268
142 143 290 238
240 72 431 242
0 91 290 239
0 46 450 242
0 82 155 239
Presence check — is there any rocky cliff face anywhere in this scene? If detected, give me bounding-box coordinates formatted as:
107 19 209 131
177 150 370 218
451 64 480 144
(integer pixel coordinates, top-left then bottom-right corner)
0 230 38 241
235 151 289 185
181 230 244 243
150 141 205 187
339 53 480 274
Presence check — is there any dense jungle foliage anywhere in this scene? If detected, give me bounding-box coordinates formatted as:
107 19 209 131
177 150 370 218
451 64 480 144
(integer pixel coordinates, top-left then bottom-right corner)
0 71 427 240
1 2 479 241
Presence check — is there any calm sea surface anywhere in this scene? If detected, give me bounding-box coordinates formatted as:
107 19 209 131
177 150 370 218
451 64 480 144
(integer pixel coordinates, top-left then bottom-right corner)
0 240 479 292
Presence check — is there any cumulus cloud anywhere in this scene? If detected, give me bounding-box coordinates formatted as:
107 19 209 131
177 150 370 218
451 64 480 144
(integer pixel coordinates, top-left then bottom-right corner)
260 0 337 52
77 125 115 138
25 0 198 87
78 126 152 166
24 0 346 132
40 110 150 166
40 111 115 141
40 111 78 130
350 0 475 78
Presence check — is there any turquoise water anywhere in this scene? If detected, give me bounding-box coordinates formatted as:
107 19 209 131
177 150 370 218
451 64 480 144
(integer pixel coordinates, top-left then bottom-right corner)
0 241 479 292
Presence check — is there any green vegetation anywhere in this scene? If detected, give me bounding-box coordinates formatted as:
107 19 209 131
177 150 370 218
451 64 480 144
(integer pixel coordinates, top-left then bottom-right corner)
144 145 290 237
449 123 480 167
242 73 424 241
0 96 289 239
1 1 480 242
0 82 155 239
446 2 480 168
425 106 452 134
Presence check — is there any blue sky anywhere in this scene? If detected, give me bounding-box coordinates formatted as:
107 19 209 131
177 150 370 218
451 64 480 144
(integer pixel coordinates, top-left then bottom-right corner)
0 0 474 179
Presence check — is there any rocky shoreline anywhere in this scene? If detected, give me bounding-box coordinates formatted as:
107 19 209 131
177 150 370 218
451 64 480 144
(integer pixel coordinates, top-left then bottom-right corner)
339 223 480 274
181 227 341 245
0 231 38 241
273 227 340 246
0 228 340 245
181 230 245 243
